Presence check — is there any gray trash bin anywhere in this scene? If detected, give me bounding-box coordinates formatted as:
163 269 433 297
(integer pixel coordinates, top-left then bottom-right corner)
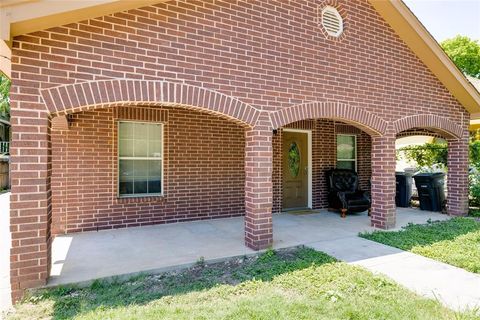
413 172 445 212
395 172 413 208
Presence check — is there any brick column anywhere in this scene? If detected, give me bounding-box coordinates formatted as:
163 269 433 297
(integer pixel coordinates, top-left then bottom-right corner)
9 106 52 302
370 129 396 229
244 113 273 250
447 132 469 216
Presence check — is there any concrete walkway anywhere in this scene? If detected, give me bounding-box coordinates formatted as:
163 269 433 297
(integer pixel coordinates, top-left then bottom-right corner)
0 192 11 315
49 208 447 286
308 237 480 312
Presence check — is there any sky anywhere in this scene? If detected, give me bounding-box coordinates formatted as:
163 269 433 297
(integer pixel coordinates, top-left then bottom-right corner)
404 0 480 42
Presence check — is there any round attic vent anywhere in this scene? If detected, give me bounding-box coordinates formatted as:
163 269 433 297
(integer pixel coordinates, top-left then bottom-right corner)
321 6 343 37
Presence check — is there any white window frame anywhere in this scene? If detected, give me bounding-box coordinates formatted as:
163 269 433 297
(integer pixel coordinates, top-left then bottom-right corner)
117 120 164 198
336 134 357 171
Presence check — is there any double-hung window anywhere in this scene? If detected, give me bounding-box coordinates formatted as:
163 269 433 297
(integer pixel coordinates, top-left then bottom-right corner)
118 121 163 197
336 134 357 171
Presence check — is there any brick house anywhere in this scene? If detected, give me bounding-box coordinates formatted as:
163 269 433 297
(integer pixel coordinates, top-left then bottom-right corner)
2 0 480 302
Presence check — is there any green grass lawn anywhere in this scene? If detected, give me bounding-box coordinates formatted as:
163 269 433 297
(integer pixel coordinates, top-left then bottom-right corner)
6 247 478 320
360 217 480 273
469 208 480 217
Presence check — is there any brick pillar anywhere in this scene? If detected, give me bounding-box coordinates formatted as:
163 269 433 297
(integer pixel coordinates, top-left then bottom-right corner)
9 107 52 302
447 132 469 216
244 113 273 250
370 129 396 229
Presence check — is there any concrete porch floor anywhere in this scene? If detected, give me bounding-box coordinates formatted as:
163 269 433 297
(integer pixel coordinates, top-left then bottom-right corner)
49 207 449 286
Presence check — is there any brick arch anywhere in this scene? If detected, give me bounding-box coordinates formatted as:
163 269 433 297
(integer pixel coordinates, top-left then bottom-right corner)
40 80 261 127
393 114 463 139
396 128 446 140
269 101 388 136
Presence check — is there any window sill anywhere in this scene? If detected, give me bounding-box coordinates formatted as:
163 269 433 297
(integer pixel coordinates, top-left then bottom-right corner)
116 195 166 204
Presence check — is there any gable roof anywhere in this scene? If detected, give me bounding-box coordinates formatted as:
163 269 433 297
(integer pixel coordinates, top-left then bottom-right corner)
1 0 480 114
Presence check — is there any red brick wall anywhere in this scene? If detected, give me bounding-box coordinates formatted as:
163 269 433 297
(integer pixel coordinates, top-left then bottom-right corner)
10 0 468 233
396 128 446 140
11 0 467 123
51 106 246 234
312 120 336 209
52 111 371 231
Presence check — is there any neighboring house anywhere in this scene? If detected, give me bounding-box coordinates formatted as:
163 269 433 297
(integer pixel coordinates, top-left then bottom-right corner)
1 0 480 302
0 111 9 151
0 112 9 190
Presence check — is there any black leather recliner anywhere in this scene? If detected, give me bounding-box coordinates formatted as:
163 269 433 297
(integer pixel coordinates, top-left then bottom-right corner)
326 169 371 218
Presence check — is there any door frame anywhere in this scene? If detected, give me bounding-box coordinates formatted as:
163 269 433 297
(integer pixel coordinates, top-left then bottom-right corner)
282 128 312 209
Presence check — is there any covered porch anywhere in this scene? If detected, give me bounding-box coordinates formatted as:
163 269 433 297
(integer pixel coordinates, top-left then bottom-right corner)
48 207 448 286
9 80 470 301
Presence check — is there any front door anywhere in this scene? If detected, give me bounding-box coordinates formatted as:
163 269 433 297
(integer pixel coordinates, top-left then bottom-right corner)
282 131 309 210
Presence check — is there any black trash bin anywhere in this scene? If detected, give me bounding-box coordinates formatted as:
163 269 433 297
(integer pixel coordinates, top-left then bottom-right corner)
413 172 445 212
395 172 413 207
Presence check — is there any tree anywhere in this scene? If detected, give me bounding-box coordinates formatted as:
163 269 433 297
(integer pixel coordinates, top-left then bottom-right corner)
397 142 447 169
397 139 480 171
0 73 10 118
441 36 480 78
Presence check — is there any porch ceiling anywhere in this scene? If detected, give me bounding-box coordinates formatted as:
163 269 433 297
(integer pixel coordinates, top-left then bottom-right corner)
0 0 163 40
0 0 165 78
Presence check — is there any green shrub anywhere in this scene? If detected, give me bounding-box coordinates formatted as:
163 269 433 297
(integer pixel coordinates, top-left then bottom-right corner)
469 170 480 207
469 140 480 171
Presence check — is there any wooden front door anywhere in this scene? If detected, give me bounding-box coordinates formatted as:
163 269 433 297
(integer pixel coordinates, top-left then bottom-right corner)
282 131 309 210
